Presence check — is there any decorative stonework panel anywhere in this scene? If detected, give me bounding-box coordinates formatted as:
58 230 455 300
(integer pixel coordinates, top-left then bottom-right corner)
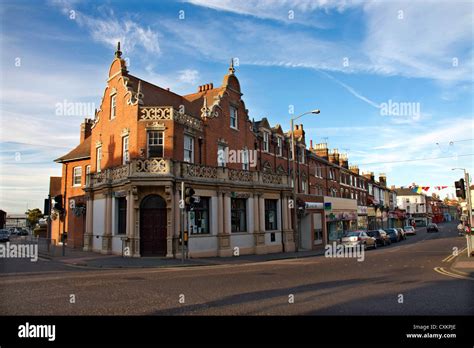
135 159 168 173
140 107 173 120
228 169 253 182
262 173 282 184
182 163 217 179
110 165 129 181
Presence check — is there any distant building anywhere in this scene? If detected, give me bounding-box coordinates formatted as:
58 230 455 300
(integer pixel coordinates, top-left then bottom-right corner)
6 214 27 229
395 189 429 227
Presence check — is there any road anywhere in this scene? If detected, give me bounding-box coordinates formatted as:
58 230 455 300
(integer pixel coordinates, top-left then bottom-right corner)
1 222 473 315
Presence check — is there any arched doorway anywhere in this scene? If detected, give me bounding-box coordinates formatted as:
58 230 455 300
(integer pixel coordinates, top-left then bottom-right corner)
140 195 167 256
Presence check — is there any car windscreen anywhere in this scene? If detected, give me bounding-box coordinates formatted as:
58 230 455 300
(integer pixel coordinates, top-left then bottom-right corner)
345 232 360 237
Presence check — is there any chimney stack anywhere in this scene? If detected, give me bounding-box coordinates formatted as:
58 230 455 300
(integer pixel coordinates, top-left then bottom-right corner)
328 149 339 164
313 143 328 159
379 173 387 187
80 118 93 143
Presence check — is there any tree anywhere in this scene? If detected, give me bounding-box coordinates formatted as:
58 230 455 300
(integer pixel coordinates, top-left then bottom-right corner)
26 208 43 228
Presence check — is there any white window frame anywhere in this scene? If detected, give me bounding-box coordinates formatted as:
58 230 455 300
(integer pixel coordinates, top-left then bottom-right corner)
276 137 283 157
217 144 227 167
230 105 238 129
299 146 305 164
73 166 82 187
85 165 91 186
263 132 270 152
96 147 102 173
122 135 129 165
242 147 249 170
184 135 194 163
110 94 116 119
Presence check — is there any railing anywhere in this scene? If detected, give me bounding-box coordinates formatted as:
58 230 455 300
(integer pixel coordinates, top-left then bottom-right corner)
88 160 289 188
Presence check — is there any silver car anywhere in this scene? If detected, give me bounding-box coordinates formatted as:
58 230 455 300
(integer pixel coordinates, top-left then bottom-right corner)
341 231 377 250
403 226 416 236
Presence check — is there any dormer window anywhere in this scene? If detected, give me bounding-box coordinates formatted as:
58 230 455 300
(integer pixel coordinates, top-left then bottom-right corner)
110 94 116 119
230 106 238 129
276 137 283 157
263 132 269 152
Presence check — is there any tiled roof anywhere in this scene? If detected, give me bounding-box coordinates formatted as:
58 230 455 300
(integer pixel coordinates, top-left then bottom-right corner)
55 137 91 163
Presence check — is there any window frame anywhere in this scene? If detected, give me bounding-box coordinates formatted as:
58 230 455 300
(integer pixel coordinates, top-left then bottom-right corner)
72 166 82 187
276 137 283 157
231 198 247 232
147 131 164 158
122 135 129 165
262 132 270 152
110 94 116 120
184 134 194 163
230 105 238 129
96 147 102 173
189 197 210 234
264 199 278 231
85 165 91 186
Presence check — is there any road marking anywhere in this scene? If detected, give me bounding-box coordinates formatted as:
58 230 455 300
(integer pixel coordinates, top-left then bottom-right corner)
433 267 473 281
442 247 467 263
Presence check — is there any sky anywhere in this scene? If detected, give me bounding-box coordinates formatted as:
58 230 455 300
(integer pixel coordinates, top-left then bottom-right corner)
0 0 473 213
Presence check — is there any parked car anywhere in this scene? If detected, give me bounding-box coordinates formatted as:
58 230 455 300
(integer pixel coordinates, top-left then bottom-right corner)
341 231 377 250
404 226 416 236
17 228 29 236
386 228 403 242
396 228 407 240
367 229 391 246
384 229 399 243
427 223 439 233
0 229 10 242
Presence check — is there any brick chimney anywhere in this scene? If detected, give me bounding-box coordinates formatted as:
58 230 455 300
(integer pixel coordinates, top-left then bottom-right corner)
293 124 305 140
379 173 387 187
339 153 349 169
328 149 339 164
80 118 93 143
349 165 359 175
363 171 375 182
313 143 328 159
198 83 214 92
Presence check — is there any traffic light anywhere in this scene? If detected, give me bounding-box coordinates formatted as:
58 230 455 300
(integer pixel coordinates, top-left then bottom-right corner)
44 198 50 215
184 187 195 210
53 194 64 212
455 178 466 199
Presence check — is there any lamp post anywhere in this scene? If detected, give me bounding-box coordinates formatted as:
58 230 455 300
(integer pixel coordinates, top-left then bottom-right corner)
452 168 473 257
291 109 320 251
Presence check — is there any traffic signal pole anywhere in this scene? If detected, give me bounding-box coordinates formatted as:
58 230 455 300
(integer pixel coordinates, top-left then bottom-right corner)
464 171 472 257
181 181 185 263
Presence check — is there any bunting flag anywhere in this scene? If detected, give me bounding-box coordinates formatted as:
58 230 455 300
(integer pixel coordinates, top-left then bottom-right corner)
422 186 430 191
407 185 449 192
411 186 423 194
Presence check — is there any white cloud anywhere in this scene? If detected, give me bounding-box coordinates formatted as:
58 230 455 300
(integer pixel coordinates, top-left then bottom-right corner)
51 0 160 55
178 69 200 84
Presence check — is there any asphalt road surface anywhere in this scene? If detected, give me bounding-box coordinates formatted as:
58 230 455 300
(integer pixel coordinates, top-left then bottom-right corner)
1 222 472 315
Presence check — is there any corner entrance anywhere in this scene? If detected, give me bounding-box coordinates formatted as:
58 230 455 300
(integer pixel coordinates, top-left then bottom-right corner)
140 195 167 256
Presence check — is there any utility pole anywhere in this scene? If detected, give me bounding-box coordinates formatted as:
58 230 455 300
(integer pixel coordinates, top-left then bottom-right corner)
464 170 472 257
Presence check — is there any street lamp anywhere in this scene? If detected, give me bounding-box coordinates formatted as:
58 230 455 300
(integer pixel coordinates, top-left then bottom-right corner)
291 109 320 251
452 168 472 257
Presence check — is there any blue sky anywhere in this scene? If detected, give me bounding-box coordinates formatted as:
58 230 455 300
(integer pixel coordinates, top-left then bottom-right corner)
0 0 473 213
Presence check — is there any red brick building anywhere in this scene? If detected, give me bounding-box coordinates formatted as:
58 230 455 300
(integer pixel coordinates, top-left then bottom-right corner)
50 43 393 257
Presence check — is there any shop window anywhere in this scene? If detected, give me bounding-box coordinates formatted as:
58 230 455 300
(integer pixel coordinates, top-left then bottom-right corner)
265 199 278 231
231 198 247 232
188 198 210 234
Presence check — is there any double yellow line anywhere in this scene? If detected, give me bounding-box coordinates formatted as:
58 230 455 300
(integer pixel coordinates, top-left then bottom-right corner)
442 247 467 263
433 267 473 280
435 247 472 280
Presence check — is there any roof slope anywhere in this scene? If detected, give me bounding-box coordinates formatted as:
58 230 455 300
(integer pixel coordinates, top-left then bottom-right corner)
55 137 91 163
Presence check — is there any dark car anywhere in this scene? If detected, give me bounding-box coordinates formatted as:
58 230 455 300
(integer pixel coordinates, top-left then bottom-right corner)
384 229 399 243
367 229 391 246
386 228 403 242
0 229 10 242
17 229 29 236
427 223 439 233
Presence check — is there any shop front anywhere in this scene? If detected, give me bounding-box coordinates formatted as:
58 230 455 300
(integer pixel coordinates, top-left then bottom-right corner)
357 206 368 230
324 197 358 242
298 198 326 250
389 209 406 228
367 207 376 230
